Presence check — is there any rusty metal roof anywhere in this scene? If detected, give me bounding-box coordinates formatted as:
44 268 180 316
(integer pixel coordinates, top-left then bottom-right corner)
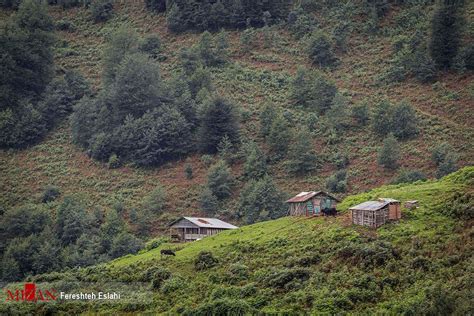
349 201 389 211
286 191 340 203
169 217 238 229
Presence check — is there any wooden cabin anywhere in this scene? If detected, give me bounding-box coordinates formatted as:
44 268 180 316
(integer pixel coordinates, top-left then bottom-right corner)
287 191 340 216
168 217 238 242
350 198 401 228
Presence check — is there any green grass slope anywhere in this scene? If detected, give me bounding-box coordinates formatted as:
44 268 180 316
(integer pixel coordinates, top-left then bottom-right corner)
4 167 472 315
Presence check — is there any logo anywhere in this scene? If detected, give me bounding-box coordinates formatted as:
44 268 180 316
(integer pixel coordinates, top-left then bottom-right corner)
5 283 57 302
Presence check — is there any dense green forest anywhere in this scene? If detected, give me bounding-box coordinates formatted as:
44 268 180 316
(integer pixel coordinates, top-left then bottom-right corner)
0 0 472 313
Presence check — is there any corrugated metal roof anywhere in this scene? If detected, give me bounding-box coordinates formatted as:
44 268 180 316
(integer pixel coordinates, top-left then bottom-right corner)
174 217 238 229
286 191 340 203
378 198 400 203
349 201 389 211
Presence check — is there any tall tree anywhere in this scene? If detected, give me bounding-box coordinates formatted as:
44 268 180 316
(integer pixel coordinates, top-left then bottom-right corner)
430 0 464 69
198 96 240 154
267 113 291 160
285 127 318 175
206 160 233 200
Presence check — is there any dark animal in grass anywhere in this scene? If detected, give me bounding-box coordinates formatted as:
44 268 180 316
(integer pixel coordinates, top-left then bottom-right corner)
322 208 337 216
160 249 176 258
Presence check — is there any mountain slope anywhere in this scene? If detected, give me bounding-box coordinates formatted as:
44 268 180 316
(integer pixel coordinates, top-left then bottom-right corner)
0 1 473 221
3 167 471 315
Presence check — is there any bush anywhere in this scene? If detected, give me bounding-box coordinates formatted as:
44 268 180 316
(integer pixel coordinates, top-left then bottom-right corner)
327 170 347 193
351 102 370 126
139 34 162 58
392 169 427 184
184 164 193 179
439 192 473 221
109 232 143 259
41 185 60 203
144 0 166 13
287 8 318 39
194 251 218 271
107 154 120 169
143 185 167 214
262 268 310 290
291 68 337 114
391 101 418 140
307 31 337 68
56 19 76 32
185 298 252 316
377 135 400 170
90 0 113 23
149 267 171 290
285 127 318 176
243 141 267 180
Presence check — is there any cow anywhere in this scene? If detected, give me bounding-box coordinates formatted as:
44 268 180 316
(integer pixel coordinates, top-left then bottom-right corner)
322 208 337 217
160 249 176 258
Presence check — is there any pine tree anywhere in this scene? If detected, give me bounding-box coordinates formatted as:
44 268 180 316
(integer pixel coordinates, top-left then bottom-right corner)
198 31 215 67
206 160 233 200
243 141 267 180
259 103 276 138
327 93 350 132
430 0 463 69
377 134 400 169
215 29 230 65
198 96 240 154
143 185 167 214
199 188 219 215
285 127 318 175
238 175 286 224
102 27 138 86
267 113 291 160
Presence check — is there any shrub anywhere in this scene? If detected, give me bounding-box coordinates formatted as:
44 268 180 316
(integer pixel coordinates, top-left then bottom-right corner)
377 134 400 170
139 34 162 58
291 68 337 114
90 0 113 23
194 251 218 271
143 185 167 214
262 268 310 290
267 113 291 160
439 192 473 221
392 169 427 184
55 19 76 32
144 0 166 13
391 101 418 140
326 170 347 193
351 102 370 126
225 263 249 283
109 232 143 259
185 298 252 316
149 267 171 290
307 31 337 68
161 276 187 294
287 8 318 39
107 154 120 169
41 185 60 203
372 100 392 137
184 164 193 180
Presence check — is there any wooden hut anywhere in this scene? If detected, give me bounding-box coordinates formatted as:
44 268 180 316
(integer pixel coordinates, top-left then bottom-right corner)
168 217 238 242
378 198 401 220
287 191 340 216
350 198 401 228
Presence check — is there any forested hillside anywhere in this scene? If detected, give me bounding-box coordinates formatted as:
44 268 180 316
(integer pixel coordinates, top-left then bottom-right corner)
2 167 473 314
0 0 473 290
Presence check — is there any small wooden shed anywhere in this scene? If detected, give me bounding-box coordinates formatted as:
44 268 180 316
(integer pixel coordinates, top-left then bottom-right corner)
168 217 238 242
350 198 401 228
287 191 340 216
378 198 401 220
